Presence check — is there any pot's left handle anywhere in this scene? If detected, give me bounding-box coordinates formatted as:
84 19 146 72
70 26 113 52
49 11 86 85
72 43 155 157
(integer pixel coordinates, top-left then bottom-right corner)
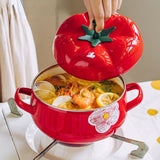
15 88 34 114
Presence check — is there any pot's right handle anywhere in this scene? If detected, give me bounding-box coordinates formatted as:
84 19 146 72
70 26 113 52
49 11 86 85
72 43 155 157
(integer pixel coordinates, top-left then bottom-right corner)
126 83 143 111
15 88 34 114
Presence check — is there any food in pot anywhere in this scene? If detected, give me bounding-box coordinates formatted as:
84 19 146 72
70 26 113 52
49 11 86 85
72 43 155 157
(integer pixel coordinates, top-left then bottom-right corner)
34 73 124 110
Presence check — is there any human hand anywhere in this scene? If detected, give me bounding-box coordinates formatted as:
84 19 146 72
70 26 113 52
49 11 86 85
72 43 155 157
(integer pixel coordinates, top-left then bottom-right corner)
83 0 122 32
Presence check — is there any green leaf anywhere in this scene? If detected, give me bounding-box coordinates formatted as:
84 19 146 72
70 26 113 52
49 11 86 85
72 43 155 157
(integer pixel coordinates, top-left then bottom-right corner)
101 27 116 36
99 80 113 85
78 35 93 42
101 86 111 92
99 36 113 42
92 39 101 47
81 25 94 35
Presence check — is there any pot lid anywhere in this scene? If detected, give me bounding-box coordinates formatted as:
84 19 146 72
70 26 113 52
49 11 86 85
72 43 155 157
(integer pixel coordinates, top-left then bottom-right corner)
53 12 143 81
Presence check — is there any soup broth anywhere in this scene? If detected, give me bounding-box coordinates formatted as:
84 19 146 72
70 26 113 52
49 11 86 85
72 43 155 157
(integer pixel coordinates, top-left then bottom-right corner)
34 73 124 110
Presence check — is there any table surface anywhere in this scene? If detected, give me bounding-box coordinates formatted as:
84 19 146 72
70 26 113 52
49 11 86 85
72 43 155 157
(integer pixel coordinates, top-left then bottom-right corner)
0 80 160 160
0 108 19 160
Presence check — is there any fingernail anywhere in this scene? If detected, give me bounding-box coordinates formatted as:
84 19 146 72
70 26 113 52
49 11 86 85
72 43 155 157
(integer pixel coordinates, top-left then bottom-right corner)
104 16 109 21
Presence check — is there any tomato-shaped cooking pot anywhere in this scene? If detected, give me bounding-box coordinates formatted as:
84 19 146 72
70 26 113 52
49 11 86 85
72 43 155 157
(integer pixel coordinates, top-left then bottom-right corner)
54 12 143 81
15 65 143 144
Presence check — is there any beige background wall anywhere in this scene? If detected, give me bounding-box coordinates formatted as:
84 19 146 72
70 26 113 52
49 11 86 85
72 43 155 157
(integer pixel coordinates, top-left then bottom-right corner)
23 0 160 83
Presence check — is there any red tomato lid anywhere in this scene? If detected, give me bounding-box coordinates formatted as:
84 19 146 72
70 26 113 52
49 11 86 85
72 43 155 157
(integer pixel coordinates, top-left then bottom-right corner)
53 12 143 81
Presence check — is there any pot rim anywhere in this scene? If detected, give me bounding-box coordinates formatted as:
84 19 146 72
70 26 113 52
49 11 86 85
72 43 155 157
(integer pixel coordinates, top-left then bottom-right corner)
31 64 126 113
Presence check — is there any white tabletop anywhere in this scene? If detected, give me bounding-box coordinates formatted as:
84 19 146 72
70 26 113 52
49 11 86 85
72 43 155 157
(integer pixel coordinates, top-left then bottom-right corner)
0 101 48 160
0 80 160 160
0 107 19 160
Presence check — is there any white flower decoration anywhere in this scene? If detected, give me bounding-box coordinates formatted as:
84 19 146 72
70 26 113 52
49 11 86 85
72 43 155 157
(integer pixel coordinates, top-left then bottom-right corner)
88 103 120 133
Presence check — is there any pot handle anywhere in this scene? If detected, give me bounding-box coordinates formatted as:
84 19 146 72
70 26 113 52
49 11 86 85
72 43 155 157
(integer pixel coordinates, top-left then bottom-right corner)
14 88 33 114
126 83 143 111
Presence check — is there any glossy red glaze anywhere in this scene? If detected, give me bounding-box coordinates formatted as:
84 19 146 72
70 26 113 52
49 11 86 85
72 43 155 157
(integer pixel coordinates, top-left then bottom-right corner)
54 12 143 81
15 65 143 144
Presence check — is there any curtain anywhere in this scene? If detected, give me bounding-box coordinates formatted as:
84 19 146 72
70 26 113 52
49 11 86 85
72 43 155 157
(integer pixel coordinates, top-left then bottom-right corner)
0 0 38 102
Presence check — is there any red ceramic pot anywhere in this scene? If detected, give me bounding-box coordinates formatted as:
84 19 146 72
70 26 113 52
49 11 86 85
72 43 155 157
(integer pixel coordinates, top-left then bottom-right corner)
15 65 143 144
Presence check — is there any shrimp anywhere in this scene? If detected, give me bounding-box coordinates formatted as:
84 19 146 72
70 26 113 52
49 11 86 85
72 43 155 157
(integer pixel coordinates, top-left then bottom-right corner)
72 87 95 109
69 81 80 96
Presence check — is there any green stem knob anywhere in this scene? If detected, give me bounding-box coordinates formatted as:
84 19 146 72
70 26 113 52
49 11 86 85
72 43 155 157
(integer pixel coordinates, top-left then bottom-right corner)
92 20 100 39
78 20 116 47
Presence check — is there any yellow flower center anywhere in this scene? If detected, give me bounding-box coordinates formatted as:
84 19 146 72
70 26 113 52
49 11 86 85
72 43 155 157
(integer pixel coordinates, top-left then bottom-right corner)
157 137 160 144
103 113 109 119
147 109 158 116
